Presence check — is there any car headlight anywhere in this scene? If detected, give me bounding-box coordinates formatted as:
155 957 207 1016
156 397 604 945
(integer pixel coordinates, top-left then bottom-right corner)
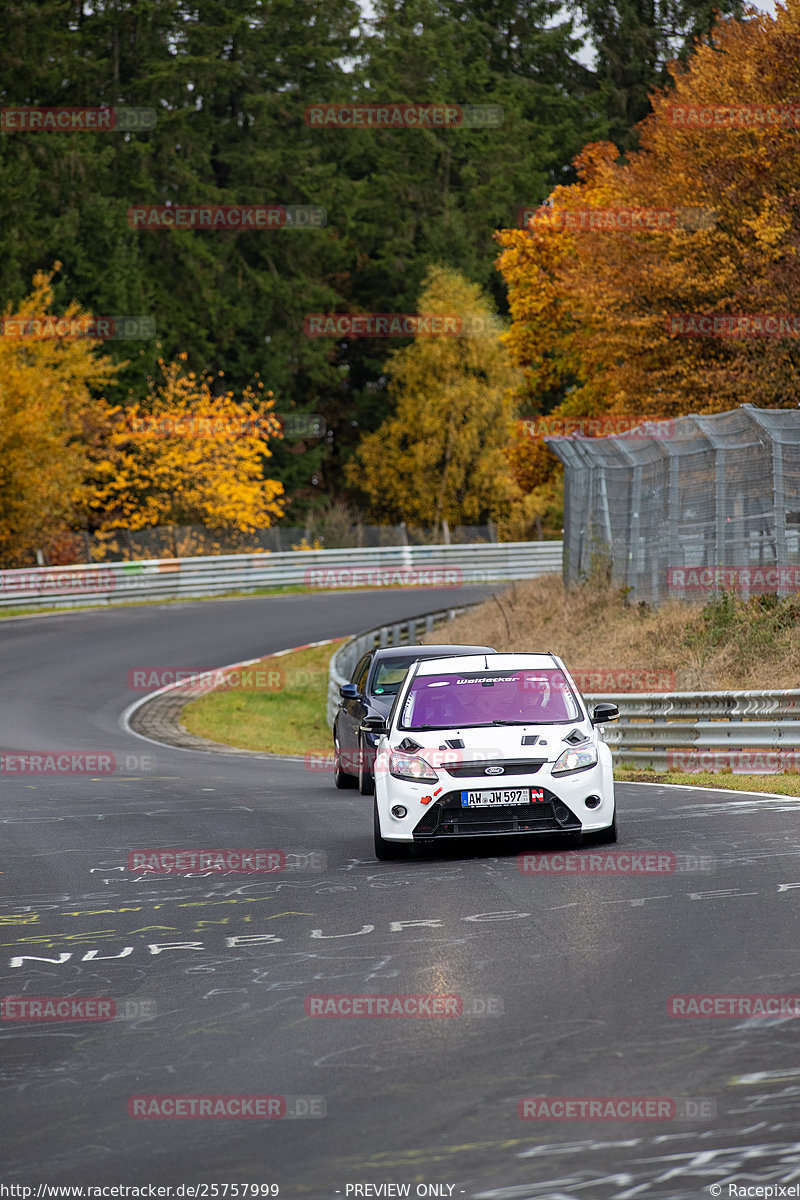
551 744 598 776
389 752 438 783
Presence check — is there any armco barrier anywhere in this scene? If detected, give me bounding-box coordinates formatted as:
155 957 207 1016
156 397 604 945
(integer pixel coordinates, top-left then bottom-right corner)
327 621 800 768
594 689 800 769
0 541 563 610
326 604 481 727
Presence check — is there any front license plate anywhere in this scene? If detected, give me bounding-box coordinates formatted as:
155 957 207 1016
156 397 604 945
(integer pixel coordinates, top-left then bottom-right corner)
461 788 540 807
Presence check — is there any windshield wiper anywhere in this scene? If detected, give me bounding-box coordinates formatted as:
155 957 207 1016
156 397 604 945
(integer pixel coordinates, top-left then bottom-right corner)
409 724 456 731
409 723 494 731
410 721 531 730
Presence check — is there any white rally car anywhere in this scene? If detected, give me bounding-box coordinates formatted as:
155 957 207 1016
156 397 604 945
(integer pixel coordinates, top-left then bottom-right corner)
365 652 618 859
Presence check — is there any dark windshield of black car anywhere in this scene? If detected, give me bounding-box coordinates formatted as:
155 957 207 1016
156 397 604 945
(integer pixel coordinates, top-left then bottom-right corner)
370 659 417 696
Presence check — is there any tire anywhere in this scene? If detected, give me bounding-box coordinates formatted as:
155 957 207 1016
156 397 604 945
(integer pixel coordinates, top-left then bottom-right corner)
333 733 357 790
582 810 618 845
373 800 409 860
358 737 375 795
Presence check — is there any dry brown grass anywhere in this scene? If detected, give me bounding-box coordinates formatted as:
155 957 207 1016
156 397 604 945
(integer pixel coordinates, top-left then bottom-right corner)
428 574 800 691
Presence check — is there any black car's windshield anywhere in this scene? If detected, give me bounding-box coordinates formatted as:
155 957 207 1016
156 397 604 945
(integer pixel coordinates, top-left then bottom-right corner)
399 669 581 730
371 658 417 696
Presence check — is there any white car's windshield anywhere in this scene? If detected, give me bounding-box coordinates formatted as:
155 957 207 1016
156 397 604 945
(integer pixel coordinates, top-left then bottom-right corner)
399 669 581 730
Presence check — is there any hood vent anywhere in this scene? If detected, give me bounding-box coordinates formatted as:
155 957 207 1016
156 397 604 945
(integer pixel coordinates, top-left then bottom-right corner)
563 728 589 746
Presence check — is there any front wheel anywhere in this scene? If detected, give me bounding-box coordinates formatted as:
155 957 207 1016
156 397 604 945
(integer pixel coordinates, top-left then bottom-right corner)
373 800 409 860
358 737 375 795
333 734 357 790
582 810 618 845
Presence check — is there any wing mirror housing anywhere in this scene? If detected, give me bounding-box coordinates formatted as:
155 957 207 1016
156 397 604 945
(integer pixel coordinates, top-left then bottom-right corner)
339 683 361 700
591 702 620 725
361 715 388 736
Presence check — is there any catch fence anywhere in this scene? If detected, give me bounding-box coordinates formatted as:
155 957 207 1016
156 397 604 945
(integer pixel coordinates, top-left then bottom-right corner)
546 404 800 604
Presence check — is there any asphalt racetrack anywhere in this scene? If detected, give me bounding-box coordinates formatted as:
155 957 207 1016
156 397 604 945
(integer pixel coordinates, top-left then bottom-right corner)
2 587 800 1197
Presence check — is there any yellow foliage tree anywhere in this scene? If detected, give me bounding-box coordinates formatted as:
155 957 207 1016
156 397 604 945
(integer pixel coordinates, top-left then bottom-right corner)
86 356 285 534
0 266 117 567
348 267 523 534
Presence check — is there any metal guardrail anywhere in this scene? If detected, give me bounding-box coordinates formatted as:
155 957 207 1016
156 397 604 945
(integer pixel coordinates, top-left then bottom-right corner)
327 613 800 769
590 689 800 770
326 604 481 727
0 541 563 610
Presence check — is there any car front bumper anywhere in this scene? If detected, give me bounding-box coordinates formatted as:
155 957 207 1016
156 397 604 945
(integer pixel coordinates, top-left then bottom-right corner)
375 755 615 843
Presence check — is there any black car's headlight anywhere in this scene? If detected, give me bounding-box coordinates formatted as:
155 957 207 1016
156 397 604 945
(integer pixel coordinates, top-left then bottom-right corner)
551 745 598 776
389 752 438 783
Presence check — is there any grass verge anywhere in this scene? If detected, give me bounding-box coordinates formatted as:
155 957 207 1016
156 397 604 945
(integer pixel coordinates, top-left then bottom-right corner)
180 639 342 755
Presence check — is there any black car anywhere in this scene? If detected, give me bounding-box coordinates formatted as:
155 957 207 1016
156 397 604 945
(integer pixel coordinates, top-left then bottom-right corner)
333 643 496 793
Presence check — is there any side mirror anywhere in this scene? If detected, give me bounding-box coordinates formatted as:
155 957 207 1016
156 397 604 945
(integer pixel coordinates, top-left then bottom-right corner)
591 702 620 725
339 683 361 701
361 715 388 736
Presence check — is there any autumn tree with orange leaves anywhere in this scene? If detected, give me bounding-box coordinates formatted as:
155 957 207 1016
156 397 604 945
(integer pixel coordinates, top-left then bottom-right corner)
497 1 800 530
